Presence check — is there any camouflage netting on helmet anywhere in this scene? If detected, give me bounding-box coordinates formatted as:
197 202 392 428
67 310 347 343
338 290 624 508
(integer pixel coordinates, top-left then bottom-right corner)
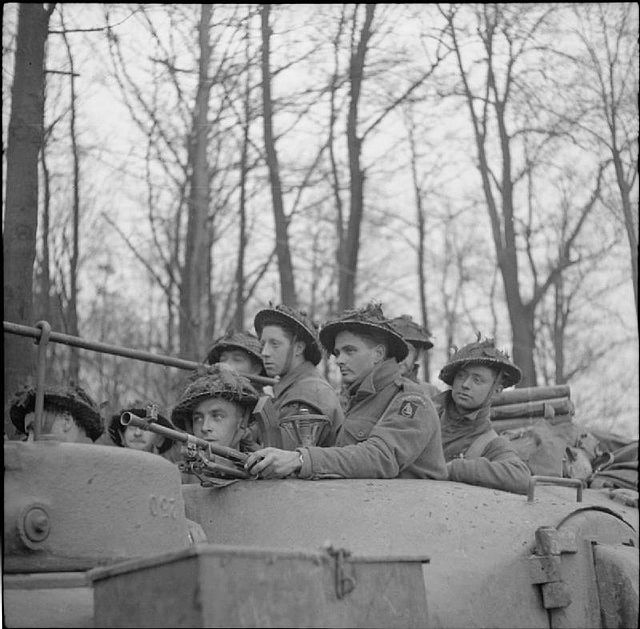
390 315 434 350
9 382 104 442
254 303 322 365
439 334 522 388
319 302 409 361
171 364 259 430
109 400 175 453
205 330 264 367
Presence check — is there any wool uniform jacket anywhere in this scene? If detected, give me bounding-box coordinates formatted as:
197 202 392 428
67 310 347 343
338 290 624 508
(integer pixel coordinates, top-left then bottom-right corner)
297 359 448 480
271 360 344 448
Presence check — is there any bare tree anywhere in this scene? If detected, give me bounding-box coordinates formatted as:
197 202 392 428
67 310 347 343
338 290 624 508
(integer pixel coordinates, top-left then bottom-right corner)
4 2 55 436
260 3 297 306
442 3 608 385
338 4 376 311
59 6 81 379
179 4 214 359
571 3 639 324
405 104 435 380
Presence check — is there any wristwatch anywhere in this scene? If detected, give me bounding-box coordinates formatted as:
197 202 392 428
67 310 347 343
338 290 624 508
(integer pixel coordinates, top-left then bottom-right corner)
295 448 304 476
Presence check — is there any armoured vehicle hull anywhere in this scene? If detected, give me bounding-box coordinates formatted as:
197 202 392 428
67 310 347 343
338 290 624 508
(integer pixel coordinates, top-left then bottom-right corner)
4 440 638 628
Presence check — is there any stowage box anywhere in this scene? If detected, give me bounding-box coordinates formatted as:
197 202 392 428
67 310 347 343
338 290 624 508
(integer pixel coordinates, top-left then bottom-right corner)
90 543 430 628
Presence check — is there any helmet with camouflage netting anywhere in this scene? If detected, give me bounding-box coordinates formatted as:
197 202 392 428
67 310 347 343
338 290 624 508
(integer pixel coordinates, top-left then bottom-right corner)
109 400 175 454
254 303 323 365
205 329 264 369
9 382 104 442
438 333 522 388
319 302 409 361
389 315 434 350
171 364 259 431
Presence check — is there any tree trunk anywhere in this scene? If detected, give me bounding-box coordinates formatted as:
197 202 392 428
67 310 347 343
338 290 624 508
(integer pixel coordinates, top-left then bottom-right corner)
38 143 51 323
339 3 375 311
448 8 537 386
611 148 639 325
234 15 251 330
328 7 346 315
260 3 297 307
3 3 51 437
179 3 213 359
407 107 432 381
61 12 80 380
553 271 566 385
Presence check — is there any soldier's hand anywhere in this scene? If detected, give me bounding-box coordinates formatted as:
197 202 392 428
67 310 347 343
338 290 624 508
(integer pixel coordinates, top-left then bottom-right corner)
245 447 302 479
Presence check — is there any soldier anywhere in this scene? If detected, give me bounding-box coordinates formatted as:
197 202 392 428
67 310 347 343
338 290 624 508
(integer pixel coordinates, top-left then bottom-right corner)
9 383 103 444
244 303 448 480
108 401 177 459
390 314 441 398
205 329 265 376
253 304 343 449
171 364 259 451
433 335 531 494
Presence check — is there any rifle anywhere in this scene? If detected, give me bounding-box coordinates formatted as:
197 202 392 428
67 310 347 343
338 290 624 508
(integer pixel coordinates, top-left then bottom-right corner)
120 411 252 482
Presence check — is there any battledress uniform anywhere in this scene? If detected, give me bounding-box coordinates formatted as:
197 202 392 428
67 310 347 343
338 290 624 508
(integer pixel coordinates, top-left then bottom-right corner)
435 336 531 495
270 359 343 448
434 390 530 494
254 304 344 449
296 358 448 480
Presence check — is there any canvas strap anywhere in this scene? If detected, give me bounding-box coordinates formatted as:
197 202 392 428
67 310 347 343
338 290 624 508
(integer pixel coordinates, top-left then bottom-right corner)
464 428 499 460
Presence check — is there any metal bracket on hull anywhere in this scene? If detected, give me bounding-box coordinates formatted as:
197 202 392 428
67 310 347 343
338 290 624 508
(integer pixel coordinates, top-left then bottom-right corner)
529 526 578 609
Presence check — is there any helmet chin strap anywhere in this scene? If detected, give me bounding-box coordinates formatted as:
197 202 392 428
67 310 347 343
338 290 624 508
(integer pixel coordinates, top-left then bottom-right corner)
282 333 299 375
480 366 503 408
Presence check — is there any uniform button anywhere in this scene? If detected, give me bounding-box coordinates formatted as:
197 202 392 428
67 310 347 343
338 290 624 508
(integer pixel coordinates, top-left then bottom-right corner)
357 430 365 437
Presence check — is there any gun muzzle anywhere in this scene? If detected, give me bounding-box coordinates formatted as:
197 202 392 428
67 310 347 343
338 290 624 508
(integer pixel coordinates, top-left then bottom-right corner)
120 411 142 427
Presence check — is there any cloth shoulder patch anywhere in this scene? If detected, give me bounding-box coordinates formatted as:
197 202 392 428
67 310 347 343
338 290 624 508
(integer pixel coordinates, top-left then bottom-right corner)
399 400 419 418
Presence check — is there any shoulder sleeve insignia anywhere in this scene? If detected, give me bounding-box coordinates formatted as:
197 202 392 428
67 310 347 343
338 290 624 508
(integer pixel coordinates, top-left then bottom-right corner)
400 400 418 418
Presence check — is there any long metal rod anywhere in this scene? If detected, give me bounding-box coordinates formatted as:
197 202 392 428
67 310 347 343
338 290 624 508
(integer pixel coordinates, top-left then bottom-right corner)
4 320 277 386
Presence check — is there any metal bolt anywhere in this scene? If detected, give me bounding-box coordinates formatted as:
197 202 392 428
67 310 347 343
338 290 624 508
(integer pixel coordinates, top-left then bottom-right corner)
23 506 50 543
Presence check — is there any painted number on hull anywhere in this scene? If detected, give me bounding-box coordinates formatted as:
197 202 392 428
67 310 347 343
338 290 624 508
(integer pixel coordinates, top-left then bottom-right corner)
149 495 178 519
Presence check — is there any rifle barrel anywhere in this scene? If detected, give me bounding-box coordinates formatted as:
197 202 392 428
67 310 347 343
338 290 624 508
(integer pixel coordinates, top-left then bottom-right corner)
120 412 249 464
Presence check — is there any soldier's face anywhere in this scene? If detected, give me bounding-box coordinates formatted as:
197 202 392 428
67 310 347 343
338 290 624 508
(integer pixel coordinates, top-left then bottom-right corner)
259 325 293 376
451 365 499 411
123 424 162 452
23 409 71 441
333 331 383 384
219 349 261 375
191 397 243 448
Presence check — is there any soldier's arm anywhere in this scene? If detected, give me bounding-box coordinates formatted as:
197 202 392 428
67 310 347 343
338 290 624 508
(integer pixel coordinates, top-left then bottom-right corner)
298 394 434 479
447 436 531 495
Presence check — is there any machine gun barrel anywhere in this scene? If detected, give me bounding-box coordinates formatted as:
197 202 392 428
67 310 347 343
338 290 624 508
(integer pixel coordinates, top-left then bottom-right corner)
120 412 249 466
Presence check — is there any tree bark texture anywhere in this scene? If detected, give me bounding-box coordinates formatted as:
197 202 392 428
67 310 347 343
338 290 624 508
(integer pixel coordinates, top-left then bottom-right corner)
61 13 80 380
3 3 51 437
234 16 251 330
260 3 297 307
407 108 432 381
339 3 375 312
180 3 213 359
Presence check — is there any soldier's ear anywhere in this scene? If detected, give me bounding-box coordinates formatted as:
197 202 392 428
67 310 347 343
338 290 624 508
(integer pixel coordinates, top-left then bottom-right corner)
373 343 386 364
293 340 306 358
